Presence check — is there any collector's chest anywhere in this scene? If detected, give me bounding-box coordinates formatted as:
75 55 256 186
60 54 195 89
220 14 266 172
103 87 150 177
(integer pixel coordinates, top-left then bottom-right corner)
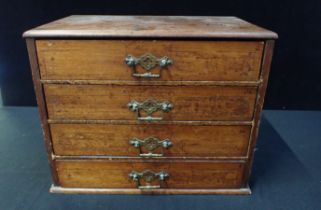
24 16 277 194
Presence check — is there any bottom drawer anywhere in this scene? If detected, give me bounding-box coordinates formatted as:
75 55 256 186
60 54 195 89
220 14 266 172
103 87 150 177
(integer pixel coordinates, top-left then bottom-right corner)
56 160 246 189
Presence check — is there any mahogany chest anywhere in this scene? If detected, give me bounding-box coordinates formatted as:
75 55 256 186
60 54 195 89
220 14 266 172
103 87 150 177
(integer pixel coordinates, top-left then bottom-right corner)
24 16 277 194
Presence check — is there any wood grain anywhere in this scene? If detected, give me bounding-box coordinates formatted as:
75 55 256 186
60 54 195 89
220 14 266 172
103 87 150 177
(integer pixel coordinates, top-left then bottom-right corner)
44 85 258 121
24 16 277 194
56 160 245 189
26 38 59 185
243 40 275 185
23 15 278 39
50 124 251 157
36 40 264 81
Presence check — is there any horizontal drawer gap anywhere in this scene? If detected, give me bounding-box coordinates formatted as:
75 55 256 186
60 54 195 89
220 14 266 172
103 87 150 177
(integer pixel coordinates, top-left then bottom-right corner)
53 155 248 161
48 119 253 125
53 156 247 163
41 80 262 86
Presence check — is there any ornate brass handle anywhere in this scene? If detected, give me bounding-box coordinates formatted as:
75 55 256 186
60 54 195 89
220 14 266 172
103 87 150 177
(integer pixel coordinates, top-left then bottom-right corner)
129 136 173 158
129 170 169 189
124 53 173 78
127 99 173 121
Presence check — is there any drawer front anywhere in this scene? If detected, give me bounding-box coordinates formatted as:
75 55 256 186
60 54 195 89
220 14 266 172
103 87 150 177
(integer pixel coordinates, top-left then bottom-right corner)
37 40 263 81
56 160 245 189
44 85 257 121
51 124 251 157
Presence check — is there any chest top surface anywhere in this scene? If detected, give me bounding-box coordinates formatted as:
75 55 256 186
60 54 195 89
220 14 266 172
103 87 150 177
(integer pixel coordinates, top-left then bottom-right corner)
23 15 277 39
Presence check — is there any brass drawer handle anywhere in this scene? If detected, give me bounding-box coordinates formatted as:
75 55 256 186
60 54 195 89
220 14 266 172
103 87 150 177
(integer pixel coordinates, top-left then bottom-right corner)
127 99 173 121
129 136 173 158
129 170 169 189
125 53 173 78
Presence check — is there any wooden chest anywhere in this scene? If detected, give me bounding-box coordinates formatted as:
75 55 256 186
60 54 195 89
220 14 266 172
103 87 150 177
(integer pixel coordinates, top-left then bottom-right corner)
24 16 277 194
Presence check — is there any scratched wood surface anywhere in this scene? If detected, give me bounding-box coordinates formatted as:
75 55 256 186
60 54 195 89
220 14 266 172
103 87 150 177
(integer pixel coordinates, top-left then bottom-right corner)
24 16 277 194
56 160 245 189
23 15 278 39
36 40 263 81
26 39 59 185
243 40 276 186
51 124 251 157
44 85 257 121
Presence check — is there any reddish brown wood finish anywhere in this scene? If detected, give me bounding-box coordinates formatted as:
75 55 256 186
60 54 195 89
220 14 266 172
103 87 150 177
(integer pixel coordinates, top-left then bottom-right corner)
243 40 275 186
44 84 257 121
23 15 277 39
36 40 264 81
55 159 246 189
24 16 277 194
26 38 59 185
50 124 251 157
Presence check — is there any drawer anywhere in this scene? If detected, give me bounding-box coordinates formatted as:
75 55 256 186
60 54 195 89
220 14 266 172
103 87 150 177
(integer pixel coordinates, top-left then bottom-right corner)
56 160 245 189
44 85 257 121
36 40 263 81
51 124 251 157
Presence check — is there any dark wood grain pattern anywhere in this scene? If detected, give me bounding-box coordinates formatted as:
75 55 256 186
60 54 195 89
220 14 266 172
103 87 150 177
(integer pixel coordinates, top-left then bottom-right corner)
56 159 246 189
44 85 257 121
23 15 277 39
50 124 251 157
243 40 275 185
36 40 264 81
26 38 59 185
24 16 277 194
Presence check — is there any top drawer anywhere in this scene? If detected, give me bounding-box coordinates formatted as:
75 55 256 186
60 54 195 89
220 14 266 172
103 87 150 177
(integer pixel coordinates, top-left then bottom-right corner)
36 40 263 81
